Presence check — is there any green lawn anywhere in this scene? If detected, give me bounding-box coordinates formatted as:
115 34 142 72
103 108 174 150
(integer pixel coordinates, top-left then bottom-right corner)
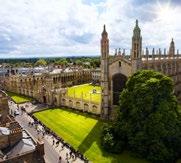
67 84 101 103
7 92 33 104
34 108 148 163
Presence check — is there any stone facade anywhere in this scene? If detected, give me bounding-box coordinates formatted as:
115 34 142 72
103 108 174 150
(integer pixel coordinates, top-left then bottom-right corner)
100 20 181 119
92 68 101 84
3 67 101 115
59 89 101 115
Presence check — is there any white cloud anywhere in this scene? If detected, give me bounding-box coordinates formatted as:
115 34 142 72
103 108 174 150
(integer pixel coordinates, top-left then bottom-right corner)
0 0 180 58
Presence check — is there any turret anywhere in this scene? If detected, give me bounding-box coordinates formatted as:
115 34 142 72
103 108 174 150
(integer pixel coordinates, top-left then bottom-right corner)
100 25 109 119
131 20 142 60
177 49 179 58
169 38 175 57
146 47 149 61
115 49 117 56
159 48 161 60
131 20 142 73
123 49 125 56
152 48 155 61
118 48 121 56
164 48 167 55
101 25 109 59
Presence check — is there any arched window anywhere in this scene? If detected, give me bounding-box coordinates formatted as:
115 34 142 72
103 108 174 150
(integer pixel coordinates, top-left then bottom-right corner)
119 61 121 67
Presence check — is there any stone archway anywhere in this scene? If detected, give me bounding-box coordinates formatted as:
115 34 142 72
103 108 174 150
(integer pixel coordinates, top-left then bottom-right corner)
76 101 81 109
43 96 47 103
62 99 66 105
54 97 57 105
92 105 97 113
69 100 73 107
112 73 127 105
84 103 89 111
42 86 47 104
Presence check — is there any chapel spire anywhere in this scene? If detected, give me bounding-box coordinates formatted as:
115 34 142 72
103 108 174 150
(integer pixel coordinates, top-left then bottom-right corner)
101 24 109 59
102 24 108 38
169 38 175 57
131 19 142 60
133 19 141 38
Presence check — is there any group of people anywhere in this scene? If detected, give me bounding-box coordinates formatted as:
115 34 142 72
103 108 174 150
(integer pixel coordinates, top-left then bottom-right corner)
9 99 89 163
50 129 89 163
56 143 78 163
31 115 89 163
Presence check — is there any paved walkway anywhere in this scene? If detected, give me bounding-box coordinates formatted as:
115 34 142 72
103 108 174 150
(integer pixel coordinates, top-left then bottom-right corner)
9 101 85 163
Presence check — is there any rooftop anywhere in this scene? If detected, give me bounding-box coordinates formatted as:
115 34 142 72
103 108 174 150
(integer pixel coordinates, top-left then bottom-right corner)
0 130 36 161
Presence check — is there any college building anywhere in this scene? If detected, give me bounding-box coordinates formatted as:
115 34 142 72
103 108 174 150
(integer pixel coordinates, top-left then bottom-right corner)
2 20 181 118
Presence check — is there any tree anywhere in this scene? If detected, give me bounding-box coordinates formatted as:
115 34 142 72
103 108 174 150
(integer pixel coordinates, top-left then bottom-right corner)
101 70 181 163
75 59 83 66
34 58 47 67
54 58 68 66
90 57 100 68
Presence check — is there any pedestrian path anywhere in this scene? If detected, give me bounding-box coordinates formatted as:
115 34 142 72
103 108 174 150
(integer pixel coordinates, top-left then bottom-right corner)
15 108 85 163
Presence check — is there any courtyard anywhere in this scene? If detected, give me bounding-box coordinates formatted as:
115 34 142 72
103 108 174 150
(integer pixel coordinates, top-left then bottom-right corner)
34 108 147 163
7 92 33 104
67 84 101 103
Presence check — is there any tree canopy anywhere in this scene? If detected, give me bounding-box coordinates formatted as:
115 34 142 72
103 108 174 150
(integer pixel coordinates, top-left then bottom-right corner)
101 70 181 163
0 57 101 69
34 58 47 67
54 58 68 66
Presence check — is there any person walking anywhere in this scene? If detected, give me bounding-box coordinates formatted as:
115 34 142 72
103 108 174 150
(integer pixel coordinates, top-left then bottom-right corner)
58 156 62 163
69 151 72 159
66 153 69 161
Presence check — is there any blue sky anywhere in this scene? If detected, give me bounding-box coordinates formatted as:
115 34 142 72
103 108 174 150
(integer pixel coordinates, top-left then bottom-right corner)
0 0 181 58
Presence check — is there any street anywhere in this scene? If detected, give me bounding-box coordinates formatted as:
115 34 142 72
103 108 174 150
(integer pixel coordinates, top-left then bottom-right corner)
9 101 84 163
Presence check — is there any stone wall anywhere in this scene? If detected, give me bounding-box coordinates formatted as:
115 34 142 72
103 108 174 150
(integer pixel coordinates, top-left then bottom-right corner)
60 96 101 115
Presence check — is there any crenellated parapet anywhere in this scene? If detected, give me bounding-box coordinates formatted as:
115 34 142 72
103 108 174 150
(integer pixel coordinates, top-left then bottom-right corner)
141 47 181 64
110 41 181 68
110 48 131 64
114 48 126 56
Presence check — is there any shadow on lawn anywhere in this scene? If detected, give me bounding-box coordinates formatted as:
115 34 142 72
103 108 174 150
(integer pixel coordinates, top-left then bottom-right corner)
77 120 122 163
77 121 102 154
38 108 147 163
77 120 146 163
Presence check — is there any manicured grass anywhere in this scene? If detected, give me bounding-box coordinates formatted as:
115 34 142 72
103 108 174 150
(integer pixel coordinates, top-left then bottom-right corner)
67 84 101 103
7 92 33 104
34 108 148 163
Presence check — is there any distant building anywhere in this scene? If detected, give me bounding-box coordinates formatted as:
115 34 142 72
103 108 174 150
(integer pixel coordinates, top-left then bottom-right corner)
2 20 181 119
2 66 101 114
0 66 49 77
92 68 101 84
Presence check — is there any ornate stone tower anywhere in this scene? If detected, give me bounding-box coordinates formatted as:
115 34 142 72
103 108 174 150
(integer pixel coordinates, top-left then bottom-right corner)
131 20 142 72
169 38 175 57
100 25 109 119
